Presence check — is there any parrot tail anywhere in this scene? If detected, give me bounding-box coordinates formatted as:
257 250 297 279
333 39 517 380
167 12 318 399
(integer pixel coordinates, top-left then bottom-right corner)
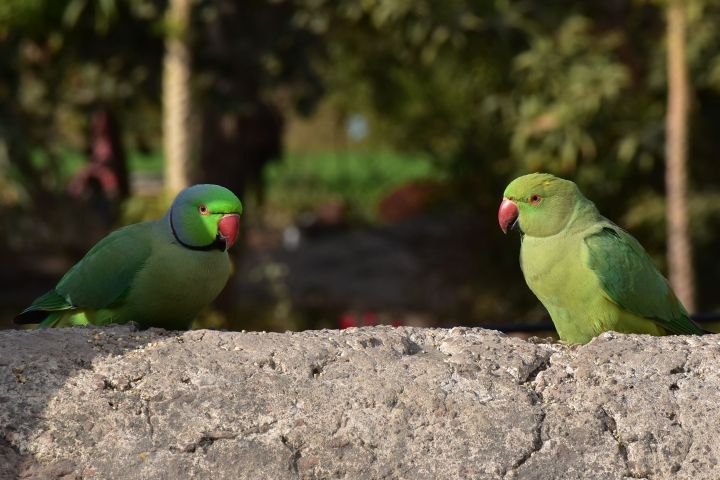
14 289 74 326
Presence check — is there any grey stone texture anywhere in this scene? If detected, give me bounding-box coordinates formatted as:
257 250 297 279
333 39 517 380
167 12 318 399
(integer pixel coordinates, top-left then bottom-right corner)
0 326 718 479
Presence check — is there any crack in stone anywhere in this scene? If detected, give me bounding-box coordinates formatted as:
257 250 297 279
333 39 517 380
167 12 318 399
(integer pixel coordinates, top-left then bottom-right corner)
597 406 631 474
172 431 239 454
503 388 546 478
521 349 558 385
668 349 692 475
280 435 302 478
504 407 545 478
143 400 154 443
503 350 556 478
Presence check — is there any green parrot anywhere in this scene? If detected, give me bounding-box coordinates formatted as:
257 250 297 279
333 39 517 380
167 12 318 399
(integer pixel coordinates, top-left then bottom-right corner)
15 184 242 330
499 173 706 344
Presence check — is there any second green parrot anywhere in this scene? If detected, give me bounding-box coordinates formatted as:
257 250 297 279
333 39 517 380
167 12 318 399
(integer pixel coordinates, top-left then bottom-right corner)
499 173 706 344
16 184 242 330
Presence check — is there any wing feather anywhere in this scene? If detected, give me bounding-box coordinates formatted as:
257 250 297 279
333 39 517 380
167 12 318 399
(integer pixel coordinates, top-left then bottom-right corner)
15 223 153 324
56 224 153 308
585 226 704 335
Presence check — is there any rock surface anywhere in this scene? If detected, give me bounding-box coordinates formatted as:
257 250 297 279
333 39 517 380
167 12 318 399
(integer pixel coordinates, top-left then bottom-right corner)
1 326 719 479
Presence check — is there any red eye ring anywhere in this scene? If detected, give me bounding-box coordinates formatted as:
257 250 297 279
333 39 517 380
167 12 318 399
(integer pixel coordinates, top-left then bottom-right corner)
529 194 542 206
199 205 209 215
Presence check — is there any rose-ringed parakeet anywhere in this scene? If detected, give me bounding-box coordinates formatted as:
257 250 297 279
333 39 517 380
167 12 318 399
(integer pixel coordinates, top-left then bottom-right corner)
498 173 706 344
15 184 242 330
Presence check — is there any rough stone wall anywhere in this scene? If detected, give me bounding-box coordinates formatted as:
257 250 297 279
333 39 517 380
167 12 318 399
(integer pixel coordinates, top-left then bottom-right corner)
1 326 718 479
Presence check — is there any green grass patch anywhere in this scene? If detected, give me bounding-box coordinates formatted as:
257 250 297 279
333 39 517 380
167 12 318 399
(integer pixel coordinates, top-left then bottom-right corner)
264 150 445 222
128 150 163 174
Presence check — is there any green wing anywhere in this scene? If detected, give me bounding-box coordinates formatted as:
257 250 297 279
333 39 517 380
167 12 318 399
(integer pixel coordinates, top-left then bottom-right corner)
56 224 152 307
585 226 704 335
16 224 153 324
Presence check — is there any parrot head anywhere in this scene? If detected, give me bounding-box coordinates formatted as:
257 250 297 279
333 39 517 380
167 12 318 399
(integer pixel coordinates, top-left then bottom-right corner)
169 184 243 251
499 173 579 237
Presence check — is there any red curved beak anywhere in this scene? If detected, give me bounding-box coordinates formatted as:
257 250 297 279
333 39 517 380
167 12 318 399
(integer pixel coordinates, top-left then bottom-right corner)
218 214 240 249
498 198 519 234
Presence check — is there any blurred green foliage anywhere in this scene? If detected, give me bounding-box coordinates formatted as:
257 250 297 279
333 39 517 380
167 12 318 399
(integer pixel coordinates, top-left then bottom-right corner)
6 0 720 205
295 1 720 194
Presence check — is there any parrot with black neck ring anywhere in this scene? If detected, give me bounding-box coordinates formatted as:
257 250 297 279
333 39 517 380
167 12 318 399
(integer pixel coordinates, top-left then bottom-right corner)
16 184 242 330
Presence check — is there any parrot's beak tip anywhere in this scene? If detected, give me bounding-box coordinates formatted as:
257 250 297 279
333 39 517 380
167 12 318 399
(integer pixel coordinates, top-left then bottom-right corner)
498 198 519 234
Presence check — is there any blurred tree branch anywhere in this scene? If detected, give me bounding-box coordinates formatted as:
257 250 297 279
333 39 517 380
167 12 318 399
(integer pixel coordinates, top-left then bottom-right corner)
162 0 191 196
665 0 695 312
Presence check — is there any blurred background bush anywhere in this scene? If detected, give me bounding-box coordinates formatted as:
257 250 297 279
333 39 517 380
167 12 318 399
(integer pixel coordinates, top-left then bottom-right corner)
1 0 719 334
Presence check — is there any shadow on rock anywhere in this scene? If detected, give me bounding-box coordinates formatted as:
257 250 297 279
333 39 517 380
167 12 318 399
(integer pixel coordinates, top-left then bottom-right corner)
0 326 557 479
0 325 163 478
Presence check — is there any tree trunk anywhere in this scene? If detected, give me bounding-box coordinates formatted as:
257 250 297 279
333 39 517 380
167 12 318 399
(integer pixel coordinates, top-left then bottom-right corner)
162 0 192 196
665 0 695 312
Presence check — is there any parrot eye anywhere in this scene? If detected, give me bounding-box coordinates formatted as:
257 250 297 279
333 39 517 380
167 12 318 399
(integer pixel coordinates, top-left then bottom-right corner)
199 205 209 216
529 194 542 206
